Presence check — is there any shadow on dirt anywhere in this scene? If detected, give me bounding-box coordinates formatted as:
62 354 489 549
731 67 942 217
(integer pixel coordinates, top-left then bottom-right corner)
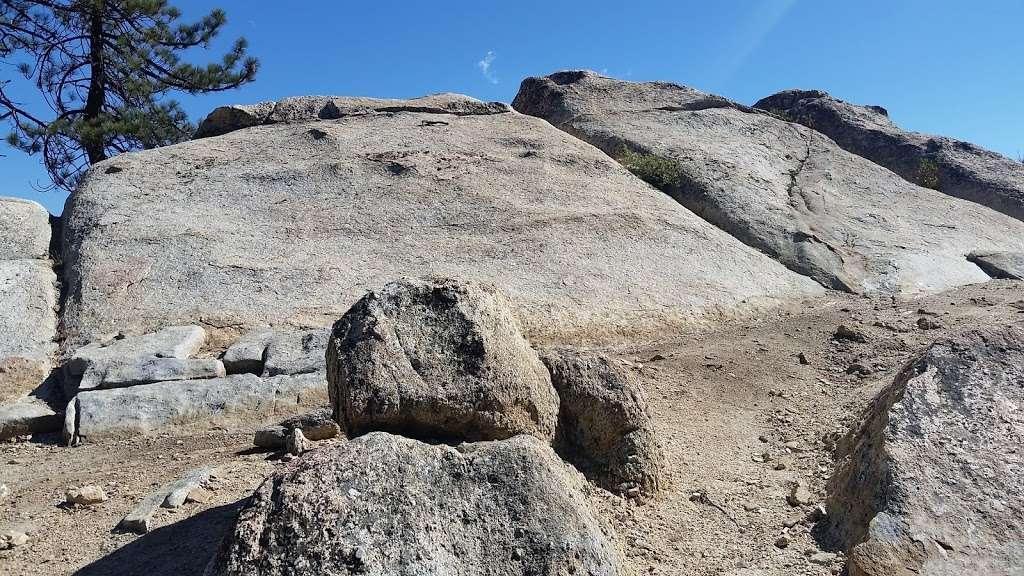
73 500 244 576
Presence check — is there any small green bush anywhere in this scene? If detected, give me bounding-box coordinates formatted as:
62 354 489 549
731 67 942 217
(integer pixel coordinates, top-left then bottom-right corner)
914 157 941 190
618 147 682 191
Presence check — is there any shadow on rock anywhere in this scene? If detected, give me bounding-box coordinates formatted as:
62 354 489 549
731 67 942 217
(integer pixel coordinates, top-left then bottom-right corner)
74 500 245 576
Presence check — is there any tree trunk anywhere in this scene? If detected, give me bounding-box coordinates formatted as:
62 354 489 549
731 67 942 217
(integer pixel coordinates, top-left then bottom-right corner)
83 0 106 164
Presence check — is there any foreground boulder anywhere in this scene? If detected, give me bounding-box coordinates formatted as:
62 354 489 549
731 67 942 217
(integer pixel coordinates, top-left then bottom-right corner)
327 278 558 442
754 89 1024 222
542 348 666 500
514 71 1024 295
65 372 327 444
0 197 57 405
61 93 821 348
825 326 1024 575
206 432 624 576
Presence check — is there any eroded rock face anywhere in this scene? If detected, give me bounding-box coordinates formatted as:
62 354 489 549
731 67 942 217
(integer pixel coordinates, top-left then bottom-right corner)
514 71 1024 295
327 278 558 442
0 197 57 406
206 432 625 576
825 326 1024 576
541 348 666 500
754 89 1024 222
61 92 821 348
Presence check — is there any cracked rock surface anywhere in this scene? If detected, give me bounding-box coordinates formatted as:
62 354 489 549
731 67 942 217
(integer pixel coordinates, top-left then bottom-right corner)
61 93 821 348
754 89 1024 222
514 71 1024 295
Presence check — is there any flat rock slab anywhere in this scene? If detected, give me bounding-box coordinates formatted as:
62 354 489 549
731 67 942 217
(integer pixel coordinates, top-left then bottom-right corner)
207 432 625 576
83 357 226 390
826 326 1024 575
967 251 1024 280
61 93 821 348
66 325 206 377
0 260 57 400
754 89 1024 222
0 401 60 439
119 466 217 534
0 197 50 261
262 328 329 376
66 372 327 444
514 71 1024 295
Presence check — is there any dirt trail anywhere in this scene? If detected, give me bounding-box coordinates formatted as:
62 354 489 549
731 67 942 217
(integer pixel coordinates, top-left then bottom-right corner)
2 280 1022 576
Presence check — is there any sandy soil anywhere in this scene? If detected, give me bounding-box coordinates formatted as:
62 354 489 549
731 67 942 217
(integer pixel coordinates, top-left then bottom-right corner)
2 280 1022 576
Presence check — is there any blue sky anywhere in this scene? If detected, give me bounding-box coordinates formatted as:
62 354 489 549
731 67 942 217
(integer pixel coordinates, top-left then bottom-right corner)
3 0 1023 213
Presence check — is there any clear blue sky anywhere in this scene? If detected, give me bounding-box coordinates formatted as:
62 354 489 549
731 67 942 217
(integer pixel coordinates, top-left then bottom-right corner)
3 0 1023 214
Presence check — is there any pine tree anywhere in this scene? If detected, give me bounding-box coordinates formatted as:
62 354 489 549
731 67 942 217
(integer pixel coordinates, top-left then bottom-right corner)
0 0 258 191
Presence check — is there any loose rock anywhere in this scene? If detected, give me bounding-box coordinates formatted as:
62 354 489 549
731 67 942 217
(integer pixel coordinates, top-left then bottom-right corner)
66 485 108 506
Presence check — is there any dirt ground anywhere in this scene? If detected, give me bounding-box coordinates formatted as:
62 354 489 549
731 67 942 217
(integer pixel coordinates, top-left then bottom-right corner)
2 280 1022 576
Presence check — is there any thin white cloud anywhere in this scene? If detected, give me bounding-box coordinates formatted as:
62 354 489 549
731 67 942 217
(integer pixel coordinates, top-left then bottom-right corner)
477 51 498 84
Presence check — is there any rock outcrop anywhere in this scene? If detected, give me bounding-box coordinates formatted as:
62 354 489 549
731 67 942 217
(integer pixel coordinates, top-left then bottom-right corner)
825 326 1024 575
60 92 822 349
206 432 624 576
0 197 58 439
542 348 666 500
754 89 1024 221
327 278 558 442
514 71 1024 295
0 198 57 405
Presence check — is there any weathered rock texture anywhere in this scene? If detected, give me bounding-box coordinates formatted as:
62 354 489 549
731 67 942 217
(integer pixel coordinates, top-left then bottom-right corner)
327 278 558 442
542 348 666 500
206 432 624 576
0 197 51 260
754 89 1024 221
967 251 1024 280
61 93 822 348
0 197 57 405
514 71 1024 295
825 326 1024 576
65 372 327 444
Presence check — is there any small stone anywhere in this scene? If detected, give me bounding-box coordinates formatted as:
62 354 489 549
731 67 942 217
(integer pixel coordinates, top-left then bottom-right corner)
809 551 837 565
846 363 872 376
787 482 813 507
254 425 287 450
775 535 790 549
917 317 942 330
783 440 804 452
774 462 787 471
66 484 108 506
286 428 308 456
797 352 810 365
833 325 867 343
1 530 28 549
0 483 10 500
806 504 827 522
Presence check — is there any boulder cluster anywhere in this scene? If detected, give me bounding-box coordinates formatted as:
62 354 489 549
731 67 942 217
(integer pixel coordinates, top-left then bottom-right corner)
2 69 1023 575
209 277 665 574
